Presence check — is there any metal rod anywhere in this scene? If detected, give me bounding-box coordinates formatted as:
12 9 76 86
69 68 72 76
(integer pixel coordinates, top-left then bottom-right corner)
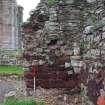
34 76 36 97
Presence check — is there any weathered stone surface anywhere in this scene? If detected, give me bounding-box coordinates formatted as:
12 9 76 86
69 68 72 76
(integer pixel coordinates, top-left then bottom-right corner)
86 0 96 3
0 0 23 49
22 2 105 101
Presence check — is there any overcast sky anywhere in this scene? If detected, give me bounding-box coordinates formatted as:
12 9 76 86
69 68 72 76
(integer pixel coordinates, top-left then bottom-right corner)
17 0 40 21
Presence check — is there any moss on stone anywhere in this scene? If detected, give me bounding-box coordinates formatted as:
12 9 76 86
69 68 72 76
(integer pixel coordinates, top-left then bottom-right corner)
48 0 59 6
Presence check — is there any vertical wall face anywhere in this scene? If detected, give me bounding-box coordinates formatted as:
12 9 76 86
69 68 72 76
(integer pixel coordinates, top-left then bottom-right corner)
81 0 105 62
0 0 20 50
17 6 23 49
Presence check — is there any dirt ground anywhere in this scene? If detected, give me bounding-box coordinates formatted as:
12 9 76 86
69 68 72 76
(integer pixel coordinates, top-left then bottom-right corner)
0 76 84 105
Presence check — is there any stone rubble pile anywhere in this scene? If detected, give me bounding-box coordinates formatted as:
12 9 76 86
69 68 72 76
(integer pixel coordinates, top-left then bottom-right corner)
35 87 82 105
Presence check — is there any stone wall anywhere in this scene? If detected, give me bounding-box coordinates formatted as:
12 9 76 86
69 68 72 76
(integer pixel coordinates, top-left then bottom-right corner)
0 0 23 50
17 6 24 49
23 0 85 60
81 0 105 73
23 0 83 89
23 0 105 89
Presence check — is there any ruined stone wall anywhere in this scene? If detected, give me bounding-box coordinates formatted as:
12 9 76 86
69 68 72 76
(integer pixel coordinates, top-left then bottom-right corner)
23 0 49 54
81 0 105 73
23 0 85 57
23 0 83 89
23 0 105 89
42 0 85 49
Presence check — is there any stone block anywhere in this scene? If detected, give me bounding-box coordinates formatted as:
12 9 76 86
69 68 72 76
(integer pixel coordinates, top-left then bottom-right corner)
86 0 96 3
94 36 101 42
65 0 74 4
48 79 65 88
65 80 78 89
84 26 94 35
102 32 105 39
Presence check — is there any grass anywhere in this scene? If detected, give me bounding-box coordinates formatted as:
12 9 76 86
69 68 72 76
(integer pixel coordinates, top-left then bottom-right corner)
3 99 45 105
0 66 24 75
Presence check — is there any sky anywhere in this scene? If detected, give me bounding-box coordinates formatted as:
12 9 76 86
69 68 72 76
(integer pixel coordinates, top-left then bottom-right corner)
17 0 40 21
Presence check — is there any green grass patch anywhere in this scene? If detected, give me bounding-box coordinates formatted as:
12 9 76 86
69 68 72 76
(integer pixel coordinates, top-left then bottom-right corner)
0 66 24 75
3 99 45 105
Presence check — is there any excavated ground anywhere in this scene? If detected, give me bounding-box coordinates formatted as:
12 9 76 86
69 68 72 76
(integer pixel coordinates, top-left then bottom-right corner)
0 76 84 105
